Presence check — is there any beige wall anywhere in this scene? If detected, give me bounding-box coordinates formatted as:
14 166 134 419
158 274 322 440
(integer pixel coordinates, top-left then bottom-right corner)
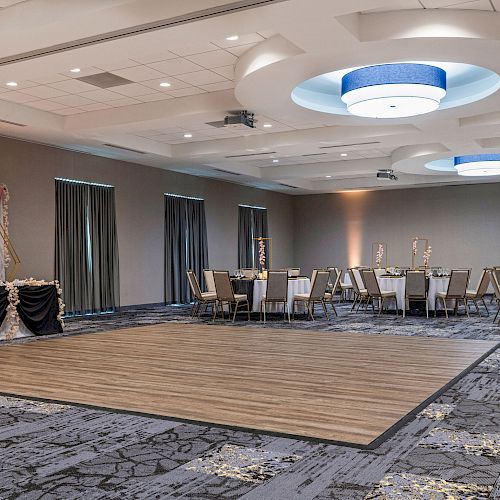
293 183 500 284
0 136 294 306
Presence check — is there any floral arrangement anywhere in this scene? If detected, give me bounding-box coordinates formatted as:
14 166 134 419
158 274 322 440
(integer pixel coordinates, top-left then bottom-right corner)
258 239 266 269
375 243 384 268
412 237 418 256
423 246 432 267
1 278 65 339
0 184 10 269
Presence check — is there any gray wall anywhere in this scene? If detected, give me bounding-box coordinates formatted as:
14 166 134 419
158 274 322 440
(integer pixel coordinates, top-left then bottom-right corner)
294 184 500 283
0 136 294 306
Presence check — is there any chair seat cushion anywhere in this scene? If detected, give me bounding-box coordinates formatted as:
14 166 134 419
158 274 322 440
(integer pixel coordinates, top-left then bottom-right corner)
234 294 247 301
436 291 447 298
293 293 311 301
380 291 396 297
201 292 217 300
341 283 353 289
466 289 477 297
324 292 332 299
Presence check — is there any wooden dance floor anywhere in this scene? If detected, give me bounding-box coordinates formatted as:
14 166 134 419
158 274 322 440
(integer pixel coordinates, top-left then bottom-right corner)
0 324 497 447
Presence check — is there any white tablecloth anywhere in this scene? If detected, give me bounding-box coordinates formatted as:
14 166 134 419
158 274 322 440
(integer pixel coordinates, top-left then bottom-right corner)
377 277 405 310
252 278 311 313
428 276 450 311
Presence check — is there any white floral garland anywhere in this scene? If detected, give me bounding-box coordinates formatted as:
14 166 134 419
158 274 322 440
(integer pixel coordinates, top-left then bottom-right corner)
0 184 10 268
1 278 65 339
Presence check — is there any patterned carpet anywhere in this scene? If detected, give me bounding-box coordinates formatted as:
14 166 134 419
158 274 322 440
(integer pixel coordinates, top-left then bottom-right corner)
0 302 499 499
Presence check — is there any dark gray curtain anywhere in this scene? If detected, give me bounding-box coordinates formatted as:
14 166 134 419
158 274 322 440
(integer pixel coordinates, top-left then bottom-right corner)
55 179 119 315
238 205 268 269
165 195 208 304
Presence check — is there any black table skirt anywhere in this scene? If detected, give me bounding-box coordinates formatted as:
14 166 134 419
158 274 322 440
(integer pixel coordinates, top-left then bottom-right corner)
0 285 63 336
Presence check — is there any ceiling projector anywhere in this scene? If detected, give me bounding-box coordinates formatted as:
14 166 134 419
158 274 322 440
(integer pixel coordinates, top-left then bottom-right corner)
224 110 255 129
376 169 398 181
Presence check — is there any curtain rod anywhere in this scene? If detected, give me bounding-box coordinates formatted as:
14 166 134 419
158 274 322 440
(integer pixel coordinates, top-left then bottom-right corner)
55 177 114 188
165 193 204 201
239 204 267 210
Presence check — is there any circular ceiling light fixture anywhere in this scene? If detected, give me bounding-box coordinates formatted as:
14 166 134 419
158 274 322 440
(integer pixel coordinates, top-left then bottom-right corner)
340 63 446 118
454 154 500 176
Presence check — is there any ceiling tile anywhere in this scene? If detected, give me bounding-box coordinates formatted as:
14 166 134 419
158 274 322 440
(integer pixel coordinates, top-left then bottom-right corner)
199 81 235 92
167 87 207 98
23 100 65 111
186 50 238 69
96 59 141 71
108 97 141 107
30 74 68 84
78 89 125 102
111 65 166 82
0 92 40 103
53 108 85 115
50 94 96 107
212 65 235 79
170 42 219 56
22 85 69 99
131 50 178 64
226 43 258 56
176 70 226 86
48 79 97 93
147 58 204 76
441 0 493 9
78 102 113 111
136 93 173 102
60 67 104 79
111 83 156 97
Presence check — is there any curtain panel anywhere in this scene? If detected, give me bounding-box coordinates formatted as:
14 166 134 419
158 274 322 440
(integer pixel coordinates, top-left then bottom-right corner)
238 205 268 269
165 195 208 304
55 179 119 315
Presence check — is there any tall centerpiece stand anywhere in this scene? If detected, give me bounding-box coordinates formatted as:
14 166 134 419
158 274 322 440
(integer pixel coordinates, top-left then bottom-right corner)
411 237 432 270
253 237 272 279
371 242 388 269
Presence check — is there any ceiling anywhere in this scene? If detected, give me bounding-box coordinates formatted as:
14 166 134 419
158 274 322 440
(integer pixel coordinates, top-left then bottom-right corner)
2 0 500 194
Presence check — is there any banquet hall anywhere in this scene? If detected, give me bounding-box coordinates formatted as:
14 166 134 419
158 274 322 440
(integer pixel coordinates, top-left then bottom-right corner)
0 0 499 498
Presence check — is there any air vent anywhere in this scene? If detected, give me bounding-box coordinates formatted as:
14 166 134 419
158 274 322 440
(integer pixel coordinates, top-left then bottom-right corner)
103 143 147 154
206 120 226 128
77 72 133 89
0 0 287 66
302 153 327 157
319 141 380 149
211 168 243 176
225 151 277 158
0 118 26 127
279 183 299 189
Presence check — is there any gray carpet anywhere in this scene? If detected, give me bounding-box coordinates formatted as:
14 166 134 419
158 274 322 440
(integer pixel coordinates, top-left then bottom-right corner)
0 302 499 499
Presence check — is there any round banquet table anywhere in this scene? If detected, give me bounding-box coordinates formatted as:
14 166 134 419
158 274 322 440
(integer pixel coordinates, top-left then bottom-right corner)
377 276 405 310
251 277 311 313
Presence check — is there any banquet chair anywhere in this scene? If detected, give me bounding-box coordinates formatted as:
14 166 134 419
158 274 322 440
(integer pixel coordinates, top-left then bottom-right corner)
203 269 216 293
186 270 217 317
466 269 491 316
240 268 258 278
260 270 289 322
287 268 301 277
362 270 398 316
435 269 470 318
324 268 342 316
348 268 369 312
340 271 353 300
490 270 500 324
404 270 428 318
293 270 330 320
213 271 250 322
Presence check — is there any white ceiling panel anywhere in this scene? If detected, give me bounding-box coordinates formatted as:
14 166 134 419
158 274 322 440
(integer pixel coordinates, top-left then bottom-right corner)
147 58 205 76
110 65 166 82
186 50 238 69
176 70 227 86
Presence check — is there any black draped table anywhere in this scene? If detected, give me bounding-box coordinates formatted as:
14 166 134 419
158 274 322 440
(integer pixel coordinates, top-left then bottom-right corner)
231 278 255 306
0 283 64 340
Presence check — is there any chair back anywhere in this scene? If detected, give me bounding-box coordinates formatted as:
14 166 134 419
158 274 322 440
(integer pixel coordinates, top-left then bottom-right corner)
352 268 365 291
240 268 257 278
309 270 330 301
330 269 342 294
362 270 382 297
213 271 236 302
446 269 470 298
203 269 216 293
287 268 300 277
475 269 490 297
311 268 320 284
265 271 288 301
405 270 426 298
348 269 361 294
187 270 203 301
490 269 500 299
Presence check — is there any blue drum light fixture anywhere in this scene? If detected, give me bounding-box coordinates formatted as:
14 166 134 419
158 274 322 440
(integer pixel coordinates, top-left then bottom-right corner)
341 63 447 118
454 154 500 176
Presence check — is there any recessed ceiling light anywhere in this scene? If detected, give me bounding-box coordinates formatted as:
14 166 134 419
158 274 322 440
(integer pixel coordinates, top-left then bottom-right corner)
160 82 171 87
183 133 193 138
6 81 17 87
272 159 279 163
340 153 348 157
325 175 332 178
70 68 81 73
226 35 239 41
263 123 272 128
